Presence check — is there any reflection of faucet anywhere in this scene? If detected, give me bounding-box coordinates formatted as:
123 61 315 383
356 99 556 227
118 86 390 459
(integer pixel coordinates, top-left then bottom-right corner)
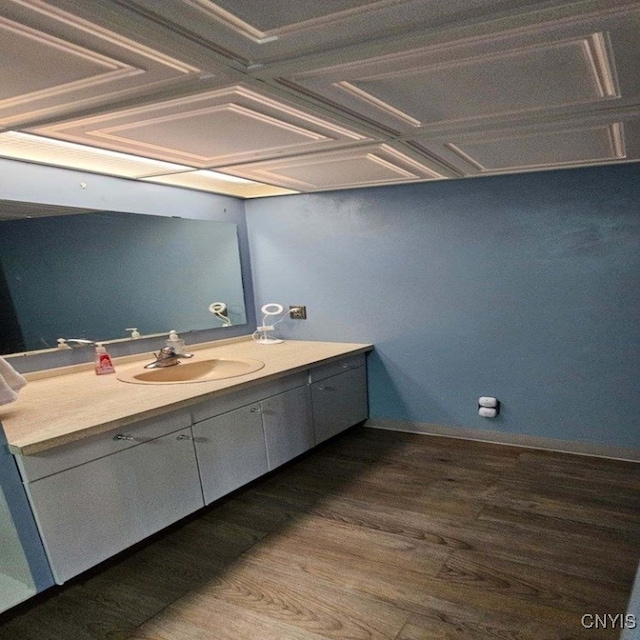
57 338 95 348
144 346 194 369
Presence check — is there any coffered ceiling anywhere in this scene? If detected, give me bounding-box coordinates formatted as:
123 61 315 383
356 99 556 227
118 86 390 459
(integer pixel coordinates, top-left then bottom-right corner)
1 0 639 198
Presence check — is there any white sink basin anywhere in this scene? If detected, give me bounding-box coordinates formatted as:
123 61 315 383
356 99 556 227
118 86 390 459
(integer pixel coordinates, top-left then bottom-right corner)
117 358 265 384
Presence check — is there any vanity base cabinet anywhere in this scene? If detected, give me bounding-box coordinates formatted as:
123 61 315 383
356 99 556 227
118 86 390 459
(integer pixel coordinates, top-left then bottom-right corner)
311 365 368 445
262 385 313 470
24 426 203 584
192 384 314 501
192 404 268 505
13 350 369 587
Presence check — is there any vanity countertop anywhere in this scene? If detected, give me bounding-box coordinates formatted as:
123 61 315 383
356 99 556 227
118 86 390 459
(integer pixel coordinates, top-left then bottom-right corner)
0 338 372 455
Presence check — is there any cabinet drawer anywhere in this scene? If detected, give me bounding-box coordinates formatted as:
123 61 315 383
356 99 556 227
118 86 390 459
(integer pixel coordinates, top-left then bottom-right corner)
309 353 366 383
191 371 307 424
15 409 191 482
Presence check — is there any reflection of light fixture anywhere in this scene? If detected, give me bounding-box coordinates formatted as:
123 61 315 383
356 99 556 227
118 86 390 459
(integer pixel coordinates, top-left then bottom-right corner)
254 303 286 345
209 302 231 327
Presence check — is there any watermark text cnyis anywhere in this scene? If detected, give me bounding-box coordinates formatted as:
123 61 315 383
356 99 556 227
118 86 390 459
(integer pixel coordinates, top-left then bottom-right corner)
581 614 636 629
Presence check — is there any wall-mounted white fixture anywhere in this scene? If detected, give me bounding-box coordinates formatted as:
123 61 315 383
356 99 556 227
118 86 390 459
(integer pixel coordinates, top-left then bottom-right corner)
126 328 141 339
478 396 500 418
254 303 287 345
209 302 232 327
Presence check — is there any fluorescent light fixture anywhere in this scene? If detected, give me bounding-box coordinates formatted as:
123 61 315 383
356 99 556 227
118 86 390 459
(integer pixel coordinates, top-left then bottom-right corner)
191 169 258 184
0 132 193 177
142 169 297 198
0 132 297 197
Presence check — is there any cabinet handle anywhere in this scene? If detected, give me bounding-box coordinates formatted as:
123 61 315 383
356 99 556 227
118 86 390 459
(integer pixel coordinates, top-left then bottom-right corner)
113 434 135 441
176 434 193 441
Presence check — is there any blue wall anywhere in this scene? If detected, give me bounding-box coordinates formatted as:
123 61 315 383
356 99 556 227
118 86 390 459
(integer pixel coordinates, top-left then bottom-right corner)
246 164 640 450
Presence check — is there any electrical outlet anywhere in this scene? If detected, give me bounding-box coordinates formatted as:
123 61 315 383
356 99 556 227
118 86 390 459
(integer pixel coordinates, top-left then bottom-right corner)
289 305 307 319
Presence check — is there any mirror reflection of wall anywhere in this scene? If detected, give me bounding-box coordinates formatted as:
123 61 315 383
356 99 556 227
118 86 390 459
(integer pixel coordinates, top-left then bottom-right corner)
0 210 247 355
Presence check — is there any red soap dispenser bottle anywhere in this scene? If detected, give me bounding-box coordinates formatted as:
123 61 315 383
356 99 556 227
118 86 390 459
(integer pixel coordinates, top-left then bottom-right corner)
94 343 116 375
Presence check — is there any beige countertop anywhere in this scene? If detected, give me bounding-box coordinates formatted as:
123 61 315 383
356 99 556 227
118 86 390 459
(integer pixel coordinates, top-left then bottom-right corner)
1 338 372 456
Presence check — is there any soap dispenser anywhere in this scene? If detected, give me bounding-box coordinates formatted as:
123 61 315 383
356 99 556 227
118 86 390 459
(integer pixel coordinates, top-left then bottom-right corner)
166 330 186 354
94 343 116 375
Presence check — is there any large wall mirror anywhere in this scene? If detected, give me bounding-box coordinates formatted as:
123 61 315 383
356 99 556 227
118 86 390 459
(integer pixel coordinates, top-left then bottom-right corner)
0 202 247 356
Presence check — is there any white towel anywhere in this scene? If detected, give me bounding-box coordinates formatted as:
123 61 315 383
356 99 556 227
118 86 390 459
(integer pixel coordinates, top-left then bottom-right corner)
0 357 27 406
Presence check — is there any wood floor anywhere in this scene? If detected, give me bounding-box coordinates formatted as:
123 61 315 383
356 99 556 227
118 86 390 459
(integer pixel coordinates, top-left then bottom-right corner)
2 427 639 640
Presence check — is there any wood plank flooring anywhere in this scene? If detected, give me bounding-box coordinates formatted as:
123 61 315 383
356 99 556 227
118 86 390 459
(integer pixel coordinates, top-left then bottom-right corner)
1 427 639 640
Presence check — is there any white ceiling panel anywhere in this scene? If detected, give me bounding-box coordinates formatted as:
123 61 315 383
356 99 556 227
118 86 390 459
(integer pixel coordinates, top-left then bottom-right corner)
408 114 640 176
445 123 625 171
327 33 618 129
285 4 640 135
203 0 383 36
29 85 370 166
0 0 206 127
105 0 578 64
218 144 447 191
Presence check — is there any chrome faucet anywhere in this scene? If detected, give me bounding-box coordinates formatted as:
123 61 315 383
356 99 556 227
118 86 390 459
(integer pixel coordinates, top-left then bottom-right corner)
144 346 194 369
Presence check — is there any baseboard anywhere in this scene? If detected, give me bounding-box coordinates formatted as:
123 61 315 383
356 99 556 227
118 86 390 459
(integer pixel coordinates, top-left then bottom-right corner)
364 418 640 462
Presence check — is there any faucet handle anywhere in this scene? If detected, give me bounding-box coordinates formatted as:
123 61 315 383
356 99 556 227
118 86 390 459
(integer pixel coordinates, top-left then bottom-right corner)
162 345 193 358
144 346 193 368
164 346 193 358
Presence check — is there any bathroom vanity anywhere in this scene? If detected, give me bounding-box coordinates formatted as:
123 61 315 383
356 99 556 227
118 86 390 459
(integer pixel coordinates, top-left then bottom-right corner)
1 338 371 585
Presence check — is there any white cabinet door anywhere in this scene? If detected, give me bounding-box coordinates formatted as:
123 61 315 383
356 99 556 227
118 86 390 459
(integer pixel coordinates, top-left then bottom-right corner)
26 427 203 584
262 386 313 470
192 404 268 505
311 366 368 444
